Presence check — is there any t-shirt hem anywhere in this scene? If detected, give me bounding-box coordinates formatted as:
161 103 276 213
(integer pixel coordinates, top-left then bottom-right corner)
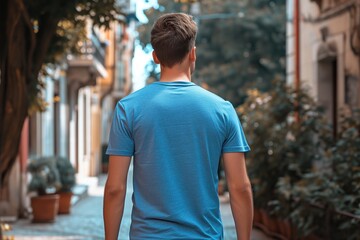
222 145 250 153
130 237 219 240
106 149 133 156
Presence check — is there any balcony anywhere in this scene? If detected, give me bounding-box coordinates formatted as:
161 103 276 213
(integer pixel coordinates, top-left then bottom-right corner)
67 27 107 86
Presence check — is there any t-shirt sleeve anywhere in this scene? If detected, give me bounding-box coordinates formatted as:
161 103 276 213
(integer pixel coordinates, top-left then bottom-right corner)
222 102 250 153
106 101 134 156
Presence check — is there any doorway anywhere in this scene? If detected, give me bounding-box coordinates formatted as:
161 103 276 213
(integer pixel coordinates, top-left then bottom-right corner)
317 58 338 136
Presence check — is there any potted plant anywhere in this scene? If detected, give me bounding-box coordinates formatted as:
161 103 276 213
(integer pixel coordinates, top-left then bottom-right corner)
56 157 76 214
28 157 61 222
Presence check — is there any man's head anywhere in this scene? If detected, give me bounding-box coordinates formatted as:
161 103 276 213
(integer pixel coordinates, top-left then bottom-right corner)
151 13 197 68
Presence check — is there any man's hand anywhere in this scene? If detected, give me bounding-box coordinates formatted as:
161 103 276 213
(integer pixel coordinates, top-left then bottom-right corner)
103 155 131 240
223 152 253 240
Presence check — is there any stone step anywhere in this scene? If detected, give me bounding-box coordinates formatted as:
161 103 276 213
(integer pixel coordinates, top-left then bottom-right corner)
70 184 88 206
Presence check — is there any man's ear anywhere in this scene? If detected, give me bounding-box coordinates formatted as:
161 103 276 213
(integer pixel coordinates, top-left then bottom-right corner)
189 46 196 62
152 51 160 64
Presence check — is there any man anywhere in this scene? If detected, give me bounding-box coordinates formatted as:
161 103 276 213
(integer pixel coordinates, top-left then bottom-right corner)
103 13 253 240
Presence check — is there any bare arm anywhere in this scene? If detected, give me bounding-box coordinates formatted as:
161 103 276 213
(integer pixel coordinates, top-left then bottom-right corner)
223 152 253 240
103 155 131 240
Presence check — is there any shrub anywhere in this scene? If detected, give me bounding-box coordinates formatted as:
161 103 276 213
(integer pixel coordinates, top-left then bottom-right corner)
28 157 61 196
238 79 360 238
28 156 76 195
56 157 76 192
238 80 327 214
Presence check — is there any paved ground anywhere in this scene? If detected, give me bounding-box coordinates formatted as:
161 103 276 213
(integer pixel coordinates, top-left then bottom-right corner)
4 167 272 240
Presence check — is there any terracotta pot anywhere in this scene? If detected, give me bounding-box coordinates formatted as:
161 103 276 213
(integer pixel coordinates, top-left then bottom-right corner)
31 194 59 222
276 218 285 236
301 234 322 240
277 219 292 239
283 220 293 239
261 210 279 234
253 208 263 225
58 192 73 214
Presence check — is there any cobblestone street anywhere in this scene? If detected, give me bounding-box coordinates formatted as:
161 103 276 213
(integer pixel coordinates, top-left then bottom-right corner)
5 167 271 240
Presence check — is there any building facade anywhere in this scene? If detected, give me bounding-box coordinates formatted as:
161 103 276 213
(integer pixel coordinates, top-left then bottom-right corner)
0 0 137 219
287 0 360 131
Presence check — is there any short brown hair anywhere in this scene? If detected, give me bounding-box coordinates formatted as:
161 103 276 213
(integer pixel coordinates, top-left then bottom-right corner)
151 13 197 68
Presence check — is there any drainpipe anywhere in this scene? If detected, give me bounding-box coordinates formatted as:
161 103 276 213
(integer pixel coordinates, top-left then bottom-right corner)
294 0 300 92
294 0 300 122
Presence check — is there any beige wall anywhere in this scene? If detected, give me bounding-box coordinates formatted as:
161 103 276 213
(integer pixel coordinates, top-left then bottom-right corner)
98 23 116 87
288 0 360 111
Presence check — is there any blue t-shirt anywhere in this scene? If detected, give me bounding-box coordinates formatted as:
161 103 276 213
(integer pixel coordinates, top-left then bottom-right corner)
106 81 250 240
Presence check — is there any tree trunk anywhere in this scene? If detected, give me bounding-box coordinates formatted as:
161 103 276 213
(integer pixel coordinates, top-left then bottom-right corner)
0 0 35 186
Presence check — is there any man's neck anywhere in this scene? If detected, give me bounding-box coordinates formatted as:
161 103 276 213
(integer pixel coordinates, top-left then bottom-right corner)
159 65 192 82
159 75 191 82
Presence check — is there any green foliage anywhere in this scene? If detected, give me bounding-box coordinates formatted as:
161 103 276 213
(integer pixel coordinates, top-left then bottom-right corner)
195 0 286 106
289 110 360 239
56 157 76 192
239 80 360 238
331 110 360 198
138 0 286 106
24 0 124 112
44 20 87 64
238 79 327 210
281 171 344 237
28 157 61 196
28 156 77 195
328 109 360 239
26 0 122 29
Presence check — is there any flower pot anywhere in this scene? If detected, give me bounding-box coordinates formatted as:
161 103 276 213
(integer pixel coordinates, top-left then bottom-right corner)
58 192 73 214
31 194 59 222
260 210 279 234
277 219 292 239
253 208 263 225
301 234 322 240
